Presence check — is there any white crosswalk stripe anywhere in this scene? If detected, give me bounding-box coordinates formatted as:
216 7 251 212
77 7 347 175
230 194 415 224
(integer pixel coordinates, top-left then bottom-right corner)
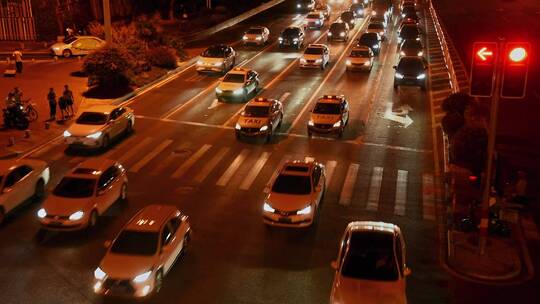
394 170 408 216
171 144 212 179
216 149 250 186
422 173 436 220
118 137 154 164
339 163 359 206
194 147 230 183
324 160 337 186
129 139 173 173
240 152 271 190
366 167 383 211
150 142 192 175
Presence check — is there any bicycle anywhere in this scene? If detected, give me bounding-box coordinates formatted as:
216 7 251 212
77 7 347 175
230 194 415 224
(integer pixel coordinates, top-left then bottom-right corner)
21 98 38 122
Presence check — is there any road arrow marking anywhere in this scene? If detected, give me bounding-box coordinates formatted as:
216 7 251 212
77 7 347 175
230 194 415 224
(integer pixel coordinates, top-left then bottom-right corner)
383 102 414 128
207 99 222 110
392 104 413 115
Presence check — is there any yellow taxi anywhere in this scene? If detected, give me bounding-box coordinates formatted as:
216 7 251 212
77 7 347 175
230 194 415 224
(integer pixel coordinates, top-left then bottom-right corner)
235 97 283 142
215 67 260 102
307 95 349 138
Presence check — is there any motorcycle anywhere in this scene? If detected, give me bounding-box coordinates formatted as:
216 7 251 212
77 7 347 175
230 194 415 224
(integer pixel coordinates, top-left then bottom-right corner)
3 104 30 130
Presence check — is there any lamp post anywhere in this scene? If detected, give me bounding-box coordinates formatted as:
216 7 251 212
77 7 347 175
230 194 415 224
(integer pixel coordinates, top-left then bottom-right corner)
103 0 112 43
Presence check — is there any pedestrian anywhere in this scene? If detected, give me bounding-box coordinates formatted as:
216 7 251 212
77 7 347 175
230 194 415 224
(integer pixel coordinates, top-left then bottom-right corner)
47 88 57 121
62 85 75 117
4 92 16 110
12 87 23 104
58 94 68 120
12 50 23 73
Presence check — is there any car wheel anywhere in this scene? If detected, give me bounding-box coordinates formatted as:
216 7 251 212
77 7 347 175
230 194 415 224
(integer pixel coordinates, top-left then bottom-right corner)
235 132 241 140
0 207 5 226
394 84 398 90
308 130 312 138
338 128 344 138
182 233 190 254
154 270 164 293
277 114 283 128
34 179 45 201
101 135 110 150
125 121 133 134
62 49 72 58
119 183 128 202
266 128 272 143
88 210 98 229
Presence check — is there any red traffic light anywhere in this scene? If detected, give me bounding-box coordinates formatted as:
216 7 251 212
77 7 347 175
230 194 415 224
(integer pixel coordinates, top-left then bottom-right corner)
470 42 498 97
508 47 527 63
501 42 530 99
472 43 497 65
476 47 494 62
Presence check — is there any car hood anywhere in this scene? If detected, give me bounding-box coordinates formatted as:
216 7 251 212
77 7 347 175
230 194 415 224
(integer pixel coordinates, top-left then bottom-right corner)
244 33 262 39
198 57 224 65
50 42 68 49
302 54 324 61
218 82 244 91
238 116 269 128
281 34 300 40
348 56 370 63
331 276 406 304
67 123 105 137
311 113 341 124
100 253 156 279
41 195 95 216
266 192 312 211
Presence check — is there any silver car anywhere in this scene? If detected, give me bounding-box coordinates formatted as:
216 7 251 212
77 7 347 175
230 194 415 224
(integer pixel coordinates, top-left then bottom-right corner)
50 36 105 58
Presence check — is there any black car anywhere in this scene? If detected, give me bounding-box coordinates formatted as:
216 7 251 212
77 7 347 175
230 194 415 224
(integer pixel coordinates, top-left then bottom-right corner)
399 39 424 58
328 22 350 42
393 56 427 90
397 24 421 43
279 26 305 49
357 32 382 55
340 11 356 28
349 3 365 18
401 5 417 18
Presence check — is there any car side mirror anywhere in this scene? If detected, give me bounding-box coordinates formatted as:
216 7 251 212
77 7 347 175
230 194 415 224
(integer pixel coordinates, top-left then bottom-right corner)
331 260 338 270
104 240 111 248
404 266 412 276
2 187 12 194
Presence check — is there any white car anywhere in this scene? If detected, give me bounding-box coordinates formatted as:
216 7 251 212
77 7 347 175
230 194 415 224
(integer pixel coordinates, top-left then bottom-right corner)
196 44 236 74
64 105 134 150
216 67 260 102
313 3 331 20
50 36 105 58
242 26 270 45
305 11 325 29
346 46 375 71
37 158 127 231
94 205 191 298
330 221 411 304
300 44 330 69
263 161 325 228
0 159 49 225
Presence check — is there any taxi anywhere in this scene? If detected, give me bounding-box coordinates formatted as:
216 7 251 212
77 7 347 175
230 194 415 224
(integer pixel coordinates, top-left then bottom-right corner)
235 97 283 142
305 11 325 29
93 205 191 298
215 67 260 102
308 95 349 137
300 44 330 69
346 46 374 72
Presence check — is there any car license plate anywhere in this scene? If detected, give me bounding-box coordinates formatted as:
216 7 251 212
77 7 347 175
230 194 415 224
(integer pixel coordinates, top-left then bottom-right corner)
278 217 292 223
50 221 63 226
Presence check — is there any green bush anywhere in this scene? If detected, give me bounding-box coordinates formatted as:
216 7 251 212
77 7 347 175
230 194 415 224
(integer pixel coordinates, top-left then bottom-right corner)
163 37 187 60
147 46 178 69
83 44 134 88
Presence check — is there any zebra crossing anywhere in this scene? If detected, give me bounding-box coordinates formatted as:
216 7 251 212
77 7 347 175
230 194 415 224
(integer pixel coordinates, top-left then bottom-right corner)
35 135 439 221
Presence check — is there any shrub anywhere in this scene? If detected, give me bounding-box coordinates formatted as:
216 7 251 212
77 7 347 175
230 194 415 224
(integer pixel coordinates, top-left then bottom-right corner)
135 18 160 42
163 37 187 60
87 21 105 39
450 126 488 174
83 44 134 88
441 92 472 115
442 111 465 137
147 46 178 69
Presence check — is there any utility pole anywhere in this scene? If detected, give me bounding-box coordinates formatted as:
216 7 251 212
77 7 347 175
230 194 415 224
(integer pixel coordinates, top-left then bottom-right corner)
103 0 112 43
207 0 212 10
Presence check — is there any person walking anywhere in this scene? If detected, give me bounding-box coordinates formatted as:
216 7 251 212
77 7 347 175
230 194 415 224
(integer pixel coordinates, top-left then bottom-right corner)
47 88 57 121
58 93 68 120
12 50 23 73
62 85 75 117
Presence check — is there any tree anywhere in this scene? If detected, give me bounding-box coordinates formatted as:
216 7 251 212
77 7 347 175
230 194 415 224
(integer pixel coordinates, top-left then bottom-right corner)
450 126 488 176
441 92 472 116
83 44 133 88
441 111 465 137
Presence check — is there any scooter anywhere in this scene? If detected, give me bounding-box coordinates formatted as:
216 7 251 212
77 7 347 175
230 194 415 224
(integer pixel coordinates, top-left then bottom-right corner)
3 104 30 130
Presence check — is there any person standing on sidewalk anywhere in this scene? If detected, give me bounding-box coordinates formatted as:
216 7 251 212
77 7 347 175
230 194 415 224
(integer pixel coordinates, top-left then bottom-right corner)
58 93 68 120
62 85 75 117
12 50 23 73
47 88 57 121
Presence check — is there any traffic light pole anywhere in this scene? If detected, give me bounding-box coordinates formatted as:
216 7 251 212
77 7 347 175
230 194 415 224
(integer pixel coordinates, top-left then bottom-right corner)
103 0 112 43
478 39 504 255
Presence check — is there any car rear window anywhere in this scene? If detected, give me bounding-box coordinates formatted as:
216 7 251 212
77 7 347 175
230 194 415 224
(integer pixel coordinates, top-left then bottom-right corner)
223 73 245 83
305 47 324 55
243 105 270 117
350 49 370 57
272 174 311 195
314 102 341 114
330 23 346 31
341 12 353 19
76 112 108 125
401 39 422 49
283 28 300 36
400 25 419 37
246 28 263 34
202 46 226 57
341 231 399 281
111 230 159 256
359 33 377 44
307 13 321 19
398 58 424 72
53 177 96 198
64 36 77 44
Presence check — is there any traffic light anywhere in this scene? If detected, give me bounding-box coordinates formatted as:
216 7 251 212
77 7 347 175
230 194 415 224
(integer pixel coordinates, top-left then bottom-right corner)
469 42 498 97
501 42 530 99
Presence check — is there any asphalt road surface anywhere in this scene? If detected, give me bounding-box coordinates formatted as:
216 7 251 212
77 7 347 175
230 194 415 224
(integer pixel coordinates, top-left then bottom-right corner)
0 1 537 304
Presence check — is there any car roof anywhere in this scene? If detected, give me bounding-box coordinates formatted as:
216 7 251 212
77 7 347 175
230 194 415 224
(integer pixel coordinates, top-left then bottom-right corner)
279 161 315 176
67 158 117 177
227 67 251 75
399 56 424 63
361 32 379 38
247 97 278 107
307 43 327 49
82 104 118 114
317 95 345 104
347 221 401 236
352 45 371 52
0 159 45 174
125 205 179 232
73 35 102 40
247 26 266 30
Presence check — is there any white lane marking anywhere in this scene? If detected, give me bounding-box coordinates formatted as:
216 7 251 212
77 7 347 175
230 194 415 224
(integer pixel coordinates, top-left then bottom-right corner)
339 163 359 206
33 140 62 157
325 160 337 186
150 142 192 175
394 170 408 216
171 144 211 179
194 146 230 183
279 92 291 102
304 156 315 163
239 151 271 190
129 139 173 173
118 137 154 164
207 99 222 110
264 154 291 193
366 167 383 211
216 149 250 186
422 173 436 221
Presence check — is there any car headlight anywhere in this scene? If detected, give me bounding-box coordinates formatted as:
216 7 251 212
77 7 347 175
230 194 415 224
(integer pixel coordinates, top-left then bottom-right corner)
279 37 283 41
315 59 322 63
400 51 406 56
235 123 241 130
346 60 351 66
328 32 332 36
214 61 223 66
297 4 301 8
300 58 307 64
260 125 269 131
402 13 406 18
63 130 71 137
196 60 203 65
308 120 314 126
395 72 404 79
297 205 312 215
372 44 379 49
256 36 262 40
333 121 342 127
37 208 47 219
340 32 345 37
263 202 275 213
398 37 403 43
86 131 102 139
416 37 421 41
69 210 84 221
316 20 321 24
372 11 377 16
417 73 426 80
364 61 371 66
94 267 107 280
417 51 424 56
215 87 223 94
293 38 299 42
357 9 363 15
242 35 248 40
133 270 152 283
53 47 60 51
233 88 244 95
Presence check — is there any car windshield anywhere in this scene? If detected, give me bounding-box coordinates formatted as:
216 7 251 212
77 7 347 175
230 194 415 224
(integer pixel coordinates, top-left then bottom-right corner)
350 49 370 57
246 28 263 35
341 12 353 19
243 105 270 117
53 177 96 198
350 4 363 10
63 36 77 44
368 23 384 30
76 112 108 125
111 231 159 256
400 26 419 37
272 174 311 195
307 13 320 19
359 34 377 45
223 73 245 83
283 28 300 36
402 6 416 15
341 231 399 281
313 102 341 114
331 23 346 31
305 47 324 55
398 58 424 73
202 46 226 57
402 40 422 49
